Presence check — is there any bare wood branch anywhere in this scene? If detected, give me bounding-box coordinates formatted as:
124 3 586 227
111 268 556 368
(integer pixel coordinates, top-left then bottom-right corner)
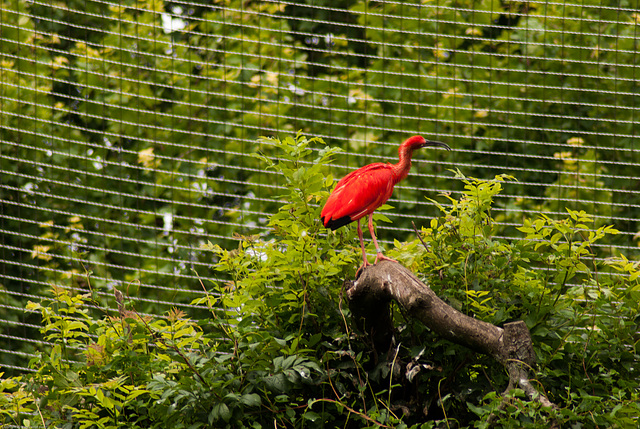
344 260 557 416
346 260 506 362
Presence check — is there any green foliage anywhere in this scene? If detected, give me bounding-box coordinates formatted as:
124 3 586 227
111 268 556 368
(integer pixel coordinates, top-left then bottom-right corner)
3 0 639 378
408 170 640 427
2 135 638 428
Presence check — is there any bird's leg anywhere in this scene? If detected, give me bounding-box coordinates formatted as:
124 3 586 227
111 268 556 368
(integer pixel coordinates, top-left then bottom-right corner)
368 214 398 265
355 219 371 276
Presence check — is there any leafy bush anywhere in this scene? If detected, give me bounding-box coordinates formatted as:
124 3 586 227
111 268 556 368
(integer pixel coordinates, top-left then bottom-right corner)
1 134 638 428
3 0 639 381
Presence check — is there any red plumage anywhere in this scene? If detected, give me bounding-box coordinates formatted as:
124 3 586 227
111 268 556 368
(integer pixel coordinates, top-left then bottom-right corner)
321 135 450 271
322 163 396 229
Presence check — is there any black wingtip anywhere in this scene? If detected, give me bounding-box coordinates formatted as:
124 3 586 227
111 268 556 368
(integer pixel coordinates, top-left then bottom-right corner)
323 215 353 231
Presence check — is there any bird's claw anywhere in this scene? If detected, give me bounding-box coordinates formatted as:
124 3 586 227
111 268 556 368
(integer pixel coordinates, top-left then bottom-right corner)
355 262 370 278
356 254 396 278
374 253 397 265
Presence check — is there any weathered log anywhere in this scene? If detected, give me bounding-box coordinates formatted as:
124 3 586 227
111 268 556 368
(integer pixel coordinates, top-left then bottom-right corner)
344 260 556 414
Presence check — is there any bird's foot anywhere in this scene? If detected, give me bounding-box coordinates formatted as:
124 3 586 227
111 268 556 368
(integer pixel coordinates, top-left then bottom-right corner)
355 260 372 278
374 253 398 265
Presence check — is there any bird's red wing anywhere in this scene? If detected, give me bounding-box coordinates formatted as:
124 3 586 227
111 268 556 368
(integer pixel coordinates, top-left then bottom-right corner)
321 163 396 227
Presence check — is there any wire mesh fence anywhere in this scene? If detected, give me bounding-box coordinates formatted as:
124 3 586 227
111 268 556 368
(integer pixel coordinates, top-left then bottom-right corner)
1 0 639 374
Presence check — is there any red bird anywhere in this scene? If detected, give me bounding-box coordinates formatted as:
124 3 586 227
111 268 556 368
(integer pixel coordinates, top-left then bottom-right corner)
321 135 451 271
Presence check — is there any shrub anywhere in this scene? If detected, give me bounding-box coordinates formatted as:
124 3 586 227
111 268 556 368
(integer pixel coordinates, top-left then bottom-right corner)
1 134 638 428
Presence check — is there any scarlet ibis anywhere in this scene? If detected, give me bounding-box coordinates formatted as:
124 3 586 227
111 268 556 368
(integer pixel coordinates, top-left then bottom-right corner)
321 135 450 271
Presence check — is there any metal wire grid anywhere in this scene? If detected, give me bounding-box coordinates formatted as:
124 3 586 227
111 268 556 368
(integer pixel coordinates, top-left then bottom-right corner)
1 0 639 372
0 20 636 218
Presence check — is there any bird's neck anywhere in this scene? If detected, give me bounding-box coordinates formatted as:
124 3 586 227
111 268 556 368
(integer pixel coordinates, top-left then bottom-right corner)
392 146 414 183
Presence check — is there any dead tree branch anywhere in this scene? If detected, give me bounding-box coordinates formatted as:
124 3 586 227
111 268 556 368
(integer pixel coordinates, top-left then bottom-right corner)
344 260 557 418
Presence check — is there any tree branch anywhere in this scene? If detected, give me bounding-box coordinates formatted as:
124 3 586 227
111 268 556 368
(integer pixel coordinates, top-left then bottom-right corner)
344 260 557 416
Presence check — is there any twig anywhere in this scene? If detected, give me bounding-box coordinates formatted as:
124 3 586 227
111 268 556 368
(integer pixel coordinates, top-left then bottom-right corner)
411 221 430 253
115 288 212 390
318 365 394 429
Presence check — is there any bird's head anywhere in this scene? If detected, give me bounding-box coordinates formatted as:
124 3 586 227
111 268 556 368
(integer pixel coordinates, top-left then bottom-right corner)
393 135 451 181
401 135 451 152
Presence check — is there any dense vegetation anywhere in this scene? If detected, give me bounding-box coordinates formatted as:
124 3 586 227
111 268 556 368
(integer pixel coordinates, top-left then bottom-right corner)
1 0 639 426
1 135 638 428
2 0 638 306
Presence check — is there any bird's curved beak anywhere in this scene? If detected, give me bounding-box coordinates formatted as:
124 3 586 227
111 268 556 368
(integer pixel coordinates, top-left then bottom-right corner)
423 140 452 151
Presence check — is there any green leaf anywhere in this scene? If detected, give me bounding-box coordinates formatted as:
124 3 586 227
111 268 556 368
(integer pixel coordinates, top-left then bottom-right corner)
240 393 262 407
467 401 488 417
303 411 321 421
